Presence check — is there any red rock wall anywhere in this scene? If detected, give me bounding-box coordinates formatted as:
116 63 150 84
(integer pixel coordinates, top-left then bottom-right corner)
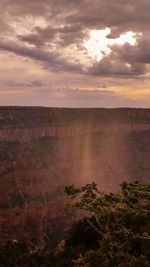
0 107 149 244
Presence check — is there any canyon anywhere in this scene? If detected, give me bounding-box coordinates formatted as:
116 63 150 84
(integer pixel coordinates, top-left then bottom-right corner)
0 107 150 244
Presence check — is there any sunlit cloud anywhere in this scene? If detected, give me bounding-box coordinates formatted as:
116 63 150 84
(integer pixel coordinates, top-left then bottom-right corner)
0 0 149 107
84 28 137 61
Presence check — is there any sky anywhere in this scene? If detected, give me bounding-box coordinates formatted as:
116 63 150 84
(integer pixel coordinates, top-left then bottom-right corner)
0 0 150 107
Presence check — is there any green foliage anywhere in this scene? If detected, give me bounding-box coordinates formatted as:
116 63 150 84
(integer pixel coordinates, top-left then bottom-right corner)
0 181 150 267
63 181 150 266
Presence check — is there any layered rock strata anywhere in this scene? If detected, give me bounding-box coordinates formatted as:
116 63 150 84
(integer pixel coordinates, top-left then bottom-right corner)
0 107 149 243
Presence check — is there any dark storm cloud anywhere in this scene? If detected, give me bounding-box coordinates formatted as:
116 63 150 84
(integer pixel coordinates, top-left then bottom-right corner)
66 0 150 35
89 57 145 77
0 0 150 79
18 24 85 48
1 0 150 35
0 40 82 73
0 18 10 34
3 0 85 18
89 33 150 77
3 0 50 16
112 36 150 64
89 46 146 77
18 34 45 47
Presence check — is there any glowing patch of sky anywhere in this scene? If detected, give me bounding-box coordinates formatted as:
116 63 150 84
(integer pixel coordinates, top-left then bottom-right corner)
84 28 136 61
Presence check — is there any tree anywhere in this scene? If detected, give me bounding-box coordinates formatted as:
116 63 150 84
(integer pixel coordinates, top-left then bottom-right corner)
0 181 150 267
63 181 150 267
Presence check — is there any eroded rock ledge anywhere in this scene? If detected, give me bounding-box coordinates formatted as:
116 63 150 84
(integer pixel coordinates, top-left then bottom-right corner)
0 124 150 142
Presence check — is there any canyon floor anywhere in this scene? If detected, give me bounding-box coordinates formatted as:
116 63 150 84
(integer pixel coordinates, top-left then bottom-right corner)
0 107 150 244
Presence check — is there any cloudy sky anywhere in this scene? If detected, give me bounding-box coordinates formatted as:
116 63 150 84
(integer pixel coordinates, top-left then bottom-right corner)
0 0 150 107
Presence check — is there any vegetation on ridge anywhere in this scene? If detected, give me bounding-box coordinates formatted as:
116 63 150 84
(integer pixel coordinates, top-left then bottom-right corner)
0 181 150 266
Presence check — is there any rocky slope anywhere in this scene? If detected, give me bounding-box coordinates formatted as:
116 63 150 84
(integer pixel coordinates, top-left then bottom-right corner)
0 107 150 243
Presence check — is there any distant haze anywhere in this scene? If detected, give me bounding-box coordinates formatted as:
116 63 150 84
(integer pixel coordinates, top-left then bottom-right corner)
0 107 150 242
0 1 150 107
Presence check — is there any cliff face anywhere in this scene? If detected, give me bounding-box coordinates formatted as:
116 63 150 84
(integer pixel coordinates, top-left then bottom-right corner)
0 107 150 243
